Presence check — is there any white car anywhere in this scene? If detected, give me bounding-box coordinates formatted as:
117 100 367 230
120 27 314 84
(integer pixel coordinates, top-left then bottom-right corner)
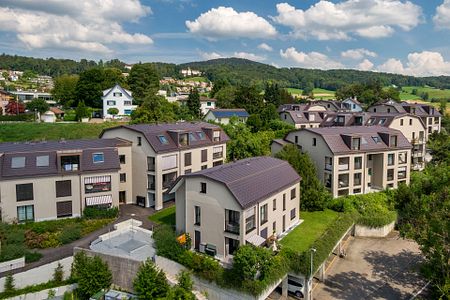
287 275 305 298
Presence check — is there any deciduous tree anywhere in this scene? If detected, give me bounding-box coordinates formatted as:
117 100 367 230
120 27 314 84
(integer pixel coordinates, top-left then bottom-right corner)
52 74 79 107
26 98 49 115
128 63 160 103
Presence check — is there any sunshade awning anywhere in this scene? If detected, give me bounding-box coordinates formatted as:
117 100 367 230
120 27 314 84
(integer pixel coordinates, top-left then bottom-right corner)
246 234 266 246
85 194 113 206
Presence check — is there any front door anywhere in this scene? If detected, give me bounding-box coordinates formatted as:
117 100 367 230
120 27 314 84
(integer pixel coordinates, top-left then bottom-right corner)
194 230 201 251
119 191 126 204
136 196 145 207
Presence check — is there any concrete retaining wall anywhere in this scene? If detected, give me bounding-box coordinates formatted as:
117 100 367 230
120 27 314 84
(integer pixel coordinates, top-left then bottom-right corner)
354 221 395 237
8 284 76 300
0 257 72 292
0 257 25 273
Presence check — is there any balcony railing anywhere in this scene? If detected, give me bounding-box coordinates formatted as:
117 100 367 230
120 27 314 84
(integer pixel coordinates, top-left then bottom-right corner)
338 164 349 171
325 164 332 171
213 152 223 159
225 223 240 234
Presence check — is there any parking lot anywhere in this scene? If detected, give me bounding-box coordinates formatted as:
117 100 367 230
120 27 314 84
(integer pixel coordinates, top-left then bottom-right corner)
313 232 426 300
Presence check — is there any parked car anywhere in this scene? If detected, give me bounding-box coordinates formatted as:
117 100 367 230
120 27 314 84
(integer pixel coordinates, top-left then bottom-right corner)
287 275 305 298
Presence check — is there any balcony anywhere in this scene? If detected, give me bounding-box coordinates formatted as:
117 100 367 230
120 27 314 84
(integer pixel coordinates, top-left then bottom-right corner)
325 164 333 171
225 223 240 234
338 157 349 171
213 152 223 159
338 164 349 171
162 172 177 189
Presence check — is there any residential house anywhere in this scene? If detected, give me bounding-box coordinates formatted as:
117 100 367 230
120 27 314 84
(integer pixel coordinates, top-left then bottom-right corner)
279 104 330 129
100 122 229 210
9 91 54 104
204 109 249 125
400 103 441 135
272 126 412 197
102 84 137 119
0 139 133 223
174 95 216 115
341 97 363 112
169 156 301 261
0 90 12 115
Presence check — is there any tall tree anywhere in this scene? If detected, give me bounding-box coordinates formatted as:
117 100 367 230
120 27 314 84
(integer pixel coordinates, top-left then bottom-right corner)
215 85 236 108
276 144 331 211
128 63 160 104
186 89 201 118
133 259 170 300
26 98 49 115
235 85 264 114
75 68 105 108
130 94 176 124
52 74 79 107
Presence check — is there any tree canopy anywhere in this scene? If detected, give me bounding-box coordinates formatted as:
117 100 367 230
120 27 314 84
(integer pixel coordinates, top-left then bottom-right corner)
128 63 160 103
52 74 79 107
26 98 49 115
133 258 170 300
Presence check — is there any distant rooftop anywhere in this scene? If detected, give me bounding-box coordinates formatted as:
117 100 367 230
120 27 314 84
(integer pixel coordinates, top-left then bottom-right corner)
208 109 249 118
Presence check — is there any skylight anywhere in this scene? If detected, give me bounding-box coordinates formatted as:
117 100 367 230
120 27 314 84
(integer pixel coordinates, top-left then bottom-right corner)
189 132 197 142
197 131 206 140
158 135 169 144
36 155 49 167
379 118 386 125
372 136 381 143
92 153 104 163
11 156 25 168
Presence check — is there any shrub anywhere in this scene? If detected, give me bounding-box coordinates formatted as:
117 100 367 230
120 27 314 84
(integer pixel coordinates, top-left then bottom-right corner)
83 207 119 219
0 114 34 122
25 251 43 263
4 274 15 293
53 262 64 283
153 225 186 260
57 224 82 245
0 243 26 262
133 258 170 299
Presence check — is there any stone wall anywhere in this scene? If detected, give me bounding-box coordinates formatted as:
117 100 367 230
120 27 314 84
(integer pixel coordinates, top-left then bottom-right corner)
0 257 25 273
9 284 76 300
354 221 395 237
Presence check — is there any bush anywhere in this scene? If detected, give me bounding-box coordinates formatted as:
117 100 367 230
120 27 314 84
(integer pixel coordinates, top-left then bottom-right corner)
133 258 170 299
53 262 64 283
0 280 73 299
83 207 119 219
57 224 82 244
4 274 15 293
0 114 34 122
25 251 43 263
0 243 26 262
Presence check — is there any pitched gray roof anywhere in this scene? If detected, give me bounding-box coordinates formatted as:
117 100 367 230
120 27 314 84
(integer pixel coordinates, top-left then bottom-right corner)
401 103 442 117
101 122 229 153
0 138 128 180
301 126 412 154
181 156 301 209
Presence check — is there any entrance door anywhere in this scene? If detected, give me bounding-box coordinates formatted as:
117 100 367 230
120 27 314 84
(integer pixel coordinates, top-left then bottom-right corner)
119 191 126 204
136 196 145 207
194 230 201 251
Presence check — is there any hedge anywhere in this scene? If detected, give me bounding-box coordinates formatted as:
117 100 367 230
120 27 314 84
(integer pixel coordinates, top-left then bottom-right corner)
83 207 119 219
0 279 74 299
0 114 34 122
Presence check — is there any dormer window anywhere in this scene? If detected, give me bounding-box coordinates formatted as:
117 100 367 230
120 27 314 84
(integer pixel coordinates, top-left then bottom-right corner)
390 135 398 147
113 92 122 97
336 116 345 123
213 130 220 142
197 131 206 140
179 133 189 146
379 118 386 125
61 155 80 172
189 132 197 142
158 135 169 144
11 156 25 168
372 136 381 143
36 155 49 167
351 138 361 150
367 118 375 125
93 153 104 163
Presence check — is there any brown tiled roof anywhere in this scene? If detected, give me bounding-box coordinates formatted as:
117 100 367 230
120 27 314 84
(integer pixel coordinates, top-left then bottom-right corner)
302 126 412 154
283 110 327 124
369 103 407 113
49 107 64 114
180 156 301 209
0 138 129 180
401 103 442 117
101 122 229 153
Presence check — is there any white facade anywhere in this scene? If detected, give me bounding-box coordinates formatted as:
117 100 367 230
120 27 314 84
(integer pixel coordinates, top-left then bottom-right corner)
102 84 137 119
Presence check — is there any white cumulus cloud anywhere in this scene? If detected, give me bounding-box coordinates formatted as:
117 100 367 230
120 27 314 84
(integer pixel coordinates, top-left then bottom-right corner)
377 51 450 76
434 0 450 29
233 52 266 61
358 59 374 71
272 1 422 40
280 47 343 69
186 6 277 40
341 48 377 60
0 1 152 54
199 51 224 60
258 43 273 52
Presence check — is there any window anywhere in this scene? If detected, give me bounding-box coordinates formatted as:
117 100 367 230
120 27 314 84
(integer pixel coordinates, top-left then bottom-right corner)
312 138 317 146
107 100 116 106
399 152 407 164
161 154 177 170
354 173 362 186
387 108 391 113
56 201 72 218
260 204 268 225
207 101 212 106
124 109 132 115
387 169 394 181
213 160 223 167
290 208 296 220
17 205 34 222
179 133 188 146
373 108 377 112
213 130 220 142
368 154 373 161
84 176 111 193
225 210 240 234
201 149 208 163
398 166 407 179
16 183 33 201
56 180 71 197
201 165 207 170
185 169 191 174
148 175 155 190
124 101 132 106
162 172 177 188
158 135 169 144
120 173 127 183
184 152 192 167
351 138 360 150
119 155 126 164
324 173 332 188
213 146 223 159
367 118 375 125
354 157 362 169
11 156 25 168
92 153 104 164
189 132 197 142
390 135 398 147
325 156 333 170
379 118 386 125
290 188 296 200
273 221 276 232
273 199 277 211
372 136 381 143
295 136 298 144
245 207 256 233
200 182 207 193
387 153 395 166
400 119 404 126
147 157 155 171
36 155 49 167
113 92 122 97
409 119 412 125
353 188 361 194
137 137 142 146
197 131 206 140
194 206 201 226
283 197 286 211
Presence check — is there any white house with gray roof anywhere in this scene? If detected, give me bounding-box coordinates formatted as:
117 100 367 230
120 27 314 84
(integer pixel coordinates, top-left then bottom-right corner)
169 156 301 262
102 84 137 119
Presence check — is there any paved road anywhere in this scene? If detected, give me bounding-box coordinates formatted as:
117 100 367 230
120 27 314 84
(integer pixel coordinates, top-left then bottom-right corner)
313 232 426 300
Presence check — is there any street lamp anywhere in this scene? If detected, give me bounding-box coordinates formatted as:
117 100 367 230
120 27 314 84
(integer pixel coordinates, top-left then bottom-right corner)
310 248 316 279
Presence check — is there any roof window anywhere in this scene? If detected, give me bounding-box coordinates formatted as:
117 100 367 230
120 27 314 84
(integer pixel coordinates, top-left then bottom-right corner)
92 153 104 164
158 135 169 144
11 156 25 168
36 155 49 167
197 131 206 140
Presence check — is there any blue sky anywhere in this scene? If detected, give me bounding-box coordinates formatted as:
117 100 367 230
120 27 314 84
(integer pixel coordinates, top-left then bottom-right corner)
0 0 449 76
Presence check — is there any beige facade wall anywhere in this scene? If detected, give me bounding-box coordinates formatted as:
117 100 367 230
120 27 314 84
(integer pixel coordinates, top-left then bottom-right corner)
102 128 226 210
80 172 120 210
176 177 299 259
117 146 133 204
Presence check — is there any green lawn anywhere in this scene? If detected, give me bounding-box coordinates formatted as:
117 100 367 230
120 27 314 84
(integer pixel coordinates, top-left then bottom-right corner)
149 206 176 226
401 86 450 100
280 210 340 252
183 76 208 82
286 88 303 95
0 122 121 142
285 87 335 99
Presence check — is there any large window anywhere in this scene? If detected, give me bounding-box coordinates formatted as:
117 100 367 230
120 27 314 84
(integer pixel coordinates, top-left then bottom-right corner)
398 166 407 179
354 173 362 186
290 188 296 200
84 176 111 193
351 138 360 150
260 204 268 225
245 207 256 234
194 206 201 226
290 208 296 220
354 157 362 169
56 180 72 198
162 172 177 188
399 152 407 164
225 210 240 234
387 169 394 181
60 155 80 172
17 205 34 222
16 183 33 201
201 149 208 163
184 152 192 167
387 153 395 166
56 201 72 218
213 146 223 159
147 157 155 171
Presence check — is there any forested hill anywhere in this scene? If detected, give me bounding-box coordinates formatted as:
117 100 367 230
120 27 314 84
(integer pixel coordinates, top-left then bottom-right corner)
1 53 449 90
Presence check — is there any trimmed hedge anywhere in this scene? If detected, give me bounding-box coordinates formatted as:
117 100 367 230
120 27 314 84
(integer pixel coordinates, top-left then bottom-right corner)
0 114 34 122
83 207 119 219
0 279 74 299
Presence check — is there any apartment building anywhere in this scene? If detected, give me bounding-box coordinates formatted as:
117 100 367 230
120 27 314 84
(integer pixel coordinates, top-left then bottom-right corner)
100 122 229 210
279 104 329 128
272 126 412 197
169 156 301 261
0 139 132 223
322 112 427 170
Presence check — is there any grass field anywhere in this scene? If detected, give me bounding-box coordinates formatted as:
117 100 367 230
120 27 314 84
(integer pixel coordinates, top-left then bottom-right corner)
148 206 176 226
183 76 208 82
400 86 450 100
280 210 339 252
286 88 336 100
0 122 121 142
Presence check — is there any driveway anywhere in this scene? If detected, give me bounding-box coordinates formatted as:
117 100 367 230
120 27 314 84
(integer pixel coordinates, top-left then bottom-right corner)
313 232 427 300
